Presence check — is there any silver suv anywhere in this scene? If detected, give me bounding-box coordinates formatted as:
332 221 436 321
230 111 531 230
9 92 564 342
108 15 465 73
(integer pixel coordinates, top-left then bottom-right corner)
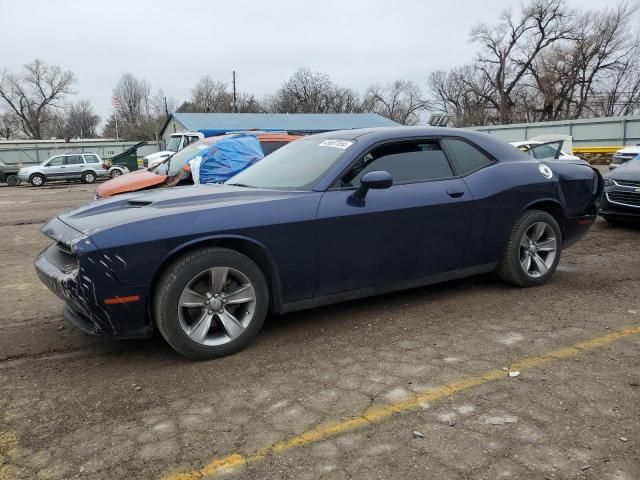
17 153 109 187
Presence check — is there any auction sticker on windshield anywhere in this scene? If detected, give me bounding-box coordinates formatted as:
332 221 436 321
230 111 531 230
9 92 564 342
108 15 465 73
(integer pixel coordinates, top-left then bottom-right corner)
318 139 353 149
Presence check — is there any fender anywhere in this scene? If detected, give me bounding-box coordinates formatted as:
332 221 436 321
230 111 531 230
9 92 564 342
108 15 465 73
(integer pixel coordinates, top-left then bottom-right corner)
147 233 284 312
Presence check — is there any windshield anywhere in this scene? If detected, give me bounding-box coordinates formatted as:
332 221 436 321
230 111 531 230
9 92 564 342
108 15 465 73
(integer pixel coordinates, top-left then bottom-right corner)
152 140 213 175
166 136 182 152
227 138 353 190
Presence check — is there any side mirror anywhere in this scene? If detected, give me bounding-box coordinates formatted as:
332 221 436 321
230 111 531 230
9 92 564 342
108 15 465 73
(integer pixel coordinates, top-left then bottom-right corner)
353 170 393 199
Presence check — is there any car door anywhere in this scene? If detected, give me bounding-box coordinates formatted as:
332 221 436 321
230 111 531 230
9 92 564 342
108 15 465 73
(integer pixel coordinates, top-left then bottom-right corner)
63 155 84 179
523 141 564 160
315 138 473 296
42 156 66 179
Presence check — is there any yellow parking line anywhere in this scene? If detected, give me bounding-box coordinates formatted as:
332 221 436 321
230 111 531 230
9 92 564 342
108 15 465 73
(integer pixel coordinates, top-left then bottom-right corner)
163 325 640 480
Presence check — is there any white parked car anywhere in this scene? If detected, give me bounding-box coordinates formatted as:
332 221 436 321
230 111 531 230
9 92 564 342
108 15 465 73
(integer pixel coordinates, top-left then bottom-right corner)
510 140 581 161
143 132 204 168
609 145 640 170
17 153 109 187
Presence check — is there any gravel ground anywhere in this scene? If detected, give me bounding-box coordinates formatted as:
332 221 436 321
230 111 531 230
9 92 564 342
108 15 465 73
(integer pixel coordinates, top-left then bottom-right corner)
0 182 638 480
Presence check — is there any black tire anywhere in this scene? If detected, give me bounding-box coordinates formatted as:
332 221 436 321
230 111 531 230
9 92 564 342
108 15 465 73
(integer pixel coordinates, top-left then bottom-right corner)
110 169 123 179
82 171 97 184
29 173 45 187
154 247 269 360
496 210 562 287
6 174 20 186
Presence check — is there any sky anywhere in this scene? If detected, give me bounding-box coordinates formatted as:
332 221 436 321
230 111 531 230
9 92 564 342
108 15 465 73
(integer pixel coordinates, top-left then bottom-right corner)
0 0 612 123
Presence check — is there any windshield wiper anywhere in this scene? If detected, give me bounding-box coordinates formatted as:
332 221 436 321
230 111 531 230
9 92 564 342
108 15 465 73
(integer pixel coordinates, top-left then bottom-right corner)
226 183 256 188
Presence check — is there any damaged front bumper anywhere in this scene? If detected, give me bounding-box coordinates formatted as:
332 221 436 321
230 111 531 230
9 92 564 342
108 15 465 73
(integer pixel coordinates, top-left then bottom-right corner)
35 218 153 339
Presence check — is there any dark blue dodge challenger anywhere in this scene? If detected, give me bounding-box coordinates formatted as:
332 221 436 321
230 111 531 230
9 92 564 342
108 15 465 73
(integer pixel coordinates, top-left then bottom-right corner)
36 127 602 359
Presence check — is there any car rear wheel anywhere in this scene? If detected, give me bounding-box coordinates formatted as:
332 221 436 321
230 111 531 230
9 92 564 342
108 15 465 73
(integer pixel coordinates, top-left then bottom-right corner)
154 247 269 360
29 174 45 187
110 169 123 178
497 210 562 287
82 171 96 184
6 174 20 186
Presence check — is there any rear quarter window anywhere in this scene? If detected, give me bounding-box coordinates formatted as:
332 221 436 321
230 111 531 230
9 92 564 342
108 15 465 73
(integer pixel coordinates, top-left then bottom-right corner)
83 154 100 163
441 138 494 175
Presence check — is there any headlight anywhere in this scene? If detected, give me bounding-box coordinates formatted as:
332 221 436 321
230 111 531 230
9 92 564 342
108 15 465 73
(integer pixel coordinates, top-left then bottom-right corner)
604 178 618 187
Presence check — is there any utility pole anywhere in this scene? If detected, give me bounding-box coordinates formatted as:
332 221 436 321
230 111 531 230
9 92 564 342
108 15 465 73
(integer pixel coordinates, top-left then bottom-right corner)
232 70 238 113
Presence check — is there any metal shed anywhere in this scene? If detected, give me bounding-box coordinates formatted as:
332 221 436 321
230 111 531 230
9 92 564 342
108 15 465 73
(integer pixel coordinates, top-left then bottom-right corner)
160 113 399 145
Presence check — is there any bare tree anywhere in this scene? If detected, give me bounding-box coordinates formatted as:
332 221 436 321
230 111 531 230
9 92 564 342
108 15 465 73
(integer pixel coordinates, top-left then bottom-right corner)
0 112 21 140
428 66 496 126
364 80 429 125
265 68 365 114
471 0 573 123
190 76 233 112
62 100 101 138
569 3 639 118
104 74 168 140
0 60 75 139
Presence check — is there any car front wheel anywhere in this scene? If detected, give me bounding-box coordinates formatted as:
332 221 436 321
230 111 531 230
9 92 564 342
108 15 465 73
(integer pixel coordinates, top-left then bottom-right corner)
154 247 269 360
497 210 562 287
29 174 45 187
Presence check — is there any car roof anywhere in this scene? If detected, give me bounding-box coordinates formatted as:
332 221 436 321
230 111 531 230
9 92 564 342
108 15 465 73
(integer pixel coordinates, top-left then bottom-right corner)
312 126 528 161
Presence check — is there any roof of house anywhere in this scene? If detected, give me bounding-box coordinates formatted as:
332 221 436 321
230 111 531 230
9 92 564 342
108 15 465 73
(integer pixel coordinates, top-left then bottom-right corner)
164 113 399 136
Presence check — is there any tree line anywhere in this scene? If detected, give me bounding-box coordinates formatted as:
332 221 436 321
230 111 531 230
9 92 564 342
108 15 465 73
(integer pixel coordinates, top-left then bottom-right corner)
1 0 638 140
429 0 640 126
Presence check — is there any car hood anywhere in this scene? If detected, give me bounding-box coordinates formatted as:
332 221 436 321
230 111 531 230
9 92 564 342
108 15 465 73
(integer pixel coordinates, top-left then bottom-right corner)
607 159 640 181
96 169 168 198
59 184 310 234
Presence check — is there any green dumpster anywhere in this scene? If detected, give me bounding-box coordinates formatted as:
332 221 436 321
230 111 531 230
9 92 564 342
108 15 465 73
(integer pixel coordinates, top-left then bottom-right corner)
108 142 146 172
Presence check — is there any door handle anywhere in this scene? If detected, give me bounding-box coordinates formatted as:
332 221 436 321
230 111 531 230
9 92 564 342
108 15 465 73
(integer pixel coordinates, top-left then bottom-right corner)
446 188 464 198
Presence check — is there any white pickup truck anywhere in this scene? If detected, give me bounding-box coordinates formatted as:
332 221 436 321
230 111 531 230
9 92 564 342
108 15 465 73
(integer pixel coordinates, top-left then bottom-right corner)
143 132 204 168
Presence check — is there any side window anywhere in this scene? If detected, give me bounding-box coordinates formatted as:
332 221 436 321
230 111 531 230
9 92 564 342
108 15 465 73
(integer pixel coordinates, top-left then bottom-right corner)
83 154 99 163
47 156 65 167
441 139 493 175
528 143 561 160
65 155 84 165
260 141 287 156
341 140 453 187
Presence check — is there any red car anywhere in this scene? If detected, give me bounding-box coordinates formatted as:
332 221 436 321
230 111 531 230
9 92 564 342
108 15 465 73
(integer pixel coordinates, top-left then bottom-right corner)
96 132 301 198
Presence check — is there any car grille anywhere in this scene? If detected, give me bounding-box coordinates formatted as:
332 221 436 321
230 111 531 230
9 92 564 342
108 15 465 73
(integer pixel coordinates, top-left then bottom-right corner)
607 191 640 208
616 179 640 188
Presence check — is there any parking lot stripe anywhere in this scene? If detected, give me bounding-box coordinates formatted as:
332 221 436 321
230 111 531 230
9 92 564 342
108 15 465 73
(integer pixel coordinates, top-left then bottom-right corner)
162 325 640 480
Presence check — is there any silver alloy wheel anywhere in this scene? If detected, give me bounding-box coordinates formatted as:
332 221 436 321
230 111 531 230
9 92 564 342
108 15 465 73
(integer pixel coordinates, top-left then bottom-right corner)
31 175 43 186
519 221 557 278
111 169 122 178
177 267 256 346
84 172 96 183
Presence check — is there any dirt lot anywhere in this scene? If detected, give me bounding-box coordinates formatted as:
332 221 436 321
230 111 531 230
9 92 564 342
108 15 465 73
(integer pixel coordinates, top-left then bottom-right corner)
0 182 638 480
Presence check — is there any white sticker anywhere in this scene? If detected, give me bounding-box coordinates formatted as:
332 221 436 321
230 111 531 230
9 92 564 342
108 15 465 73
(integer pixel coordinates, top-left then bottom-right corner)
197 145 209 150
318 139 353 150
539 164 553 179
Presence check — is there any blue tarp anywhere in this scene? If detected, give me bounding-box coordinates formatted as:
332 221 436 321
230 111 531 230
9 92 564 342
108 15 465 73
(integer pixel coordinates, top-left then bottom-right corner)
198 134 264 184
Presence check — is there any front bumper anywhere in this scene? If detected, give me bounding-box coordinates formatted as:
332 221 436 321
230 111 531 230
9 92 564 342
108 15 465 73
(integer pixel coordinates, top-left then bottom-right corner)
599 187 640 221
35 219 153 339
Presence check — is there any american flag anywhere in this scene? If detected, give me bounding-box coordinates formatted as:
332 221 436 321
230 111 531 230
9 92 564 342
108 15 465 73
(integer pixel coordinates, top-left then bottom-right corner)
112 97 121 110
